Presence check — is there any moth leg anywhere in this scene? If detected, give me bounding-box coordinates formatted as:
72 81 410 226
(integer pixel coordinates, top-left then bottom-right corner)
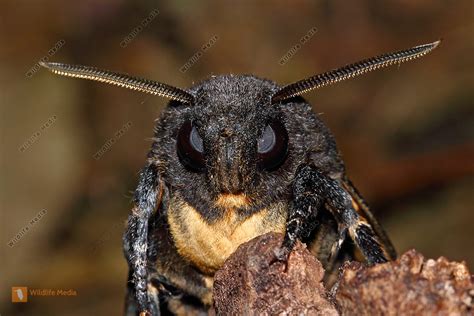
279 167 324 258
123 163 163 315
283 165 388 265
124 271 162 316
342 179 397 260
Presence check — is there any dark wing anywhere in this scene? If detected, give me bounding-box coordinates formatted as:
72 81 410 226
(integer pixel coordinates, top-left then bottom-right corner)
341 178 397 260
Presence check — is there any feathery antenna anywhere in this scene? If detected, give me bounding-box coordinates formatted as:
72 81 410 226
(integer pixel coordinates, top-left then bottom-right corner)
271 40 441 103
40 62 194 104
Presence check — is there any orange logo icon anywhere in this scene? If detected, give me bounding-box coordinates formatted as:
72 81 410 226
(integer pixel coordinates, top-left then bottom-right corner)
12 287 28 303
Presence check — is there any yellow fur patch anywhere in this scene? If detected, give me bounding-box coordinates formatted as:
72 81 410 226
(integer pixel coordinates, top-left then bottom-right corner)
215 193 250 209
168 197 287 275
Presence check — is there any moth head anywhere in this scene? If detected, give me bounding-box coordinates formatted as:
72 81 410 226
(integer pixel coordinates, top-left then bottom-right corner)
176 75 289 195
40 40 440 204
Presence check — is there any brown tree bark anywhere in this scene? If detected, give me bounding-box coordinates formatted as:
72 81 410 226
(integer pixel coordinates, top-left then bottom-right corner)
213 233 473 315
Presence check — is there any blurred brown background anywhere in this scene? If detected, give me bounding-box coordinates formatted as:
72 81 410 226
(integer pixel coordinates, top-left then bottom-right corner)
1 1 473 315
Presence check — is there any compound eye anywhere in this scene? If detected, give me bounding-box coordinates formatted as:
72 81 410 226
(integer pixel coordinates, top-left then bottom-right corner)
177 121 205 171
257 121 288 170
258 125 276 153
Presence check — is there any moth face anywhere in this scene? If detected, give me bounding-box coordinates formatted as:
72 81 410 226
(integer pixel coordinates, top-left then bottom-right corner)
176 75 289 195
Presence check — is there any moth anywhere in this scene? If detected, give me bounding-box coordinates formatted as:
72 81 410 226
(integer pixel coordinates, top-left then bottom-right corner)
41 40 440 315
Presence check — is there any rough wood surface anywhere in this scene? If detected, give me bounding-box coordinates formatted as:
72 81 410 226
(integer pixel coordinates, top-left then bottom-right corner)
213 233 337 315
213 233 473 315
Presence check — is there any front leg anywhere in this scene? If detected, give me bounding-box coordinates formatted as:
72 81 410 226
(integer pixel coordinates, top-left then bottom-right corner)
123 163 163 315
280 166 324 255
282 165 388 265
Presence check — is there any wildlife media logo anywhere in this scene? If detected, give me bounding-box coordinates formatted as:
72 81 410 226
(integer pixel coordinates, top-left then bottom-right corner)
11 287 28 303
11 286 77 303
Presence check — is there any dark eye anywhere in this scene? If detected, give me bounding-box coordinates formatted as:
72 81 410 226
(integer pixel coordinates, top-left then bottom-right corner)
257 121 288 170
177 121 205 171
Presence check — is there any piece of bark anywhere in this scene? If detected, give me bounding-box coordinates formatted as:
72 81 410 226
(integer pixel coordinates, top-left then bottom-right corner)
335 249 474 315
213 232 338 315
213 233 473 315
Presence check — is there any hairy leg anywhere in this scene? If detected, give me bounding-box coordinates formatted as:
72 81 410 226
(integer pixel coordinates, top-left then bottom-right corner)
123 163 163 315
282 165 389 265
